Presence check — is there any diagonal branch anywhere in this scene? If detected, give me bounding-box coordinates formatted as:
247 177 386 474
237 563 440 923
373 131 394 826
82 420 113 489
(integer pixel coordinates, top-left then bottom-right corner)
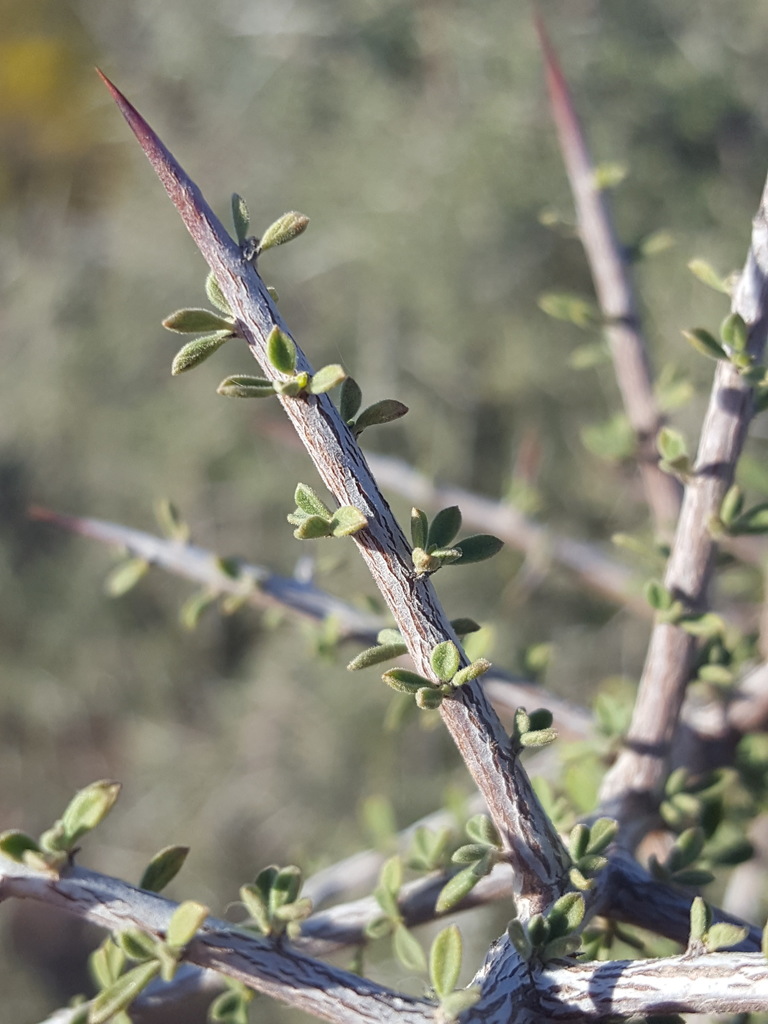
536 16 682 537
97 71 570 915
599 171 768 834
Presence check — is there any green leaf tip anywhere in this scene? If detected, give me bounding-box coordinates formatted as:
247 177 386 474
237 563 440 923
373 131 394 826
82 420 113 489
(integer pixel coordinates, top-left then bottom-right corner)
171 331 233 375
163 308 235 334
257 211 310 255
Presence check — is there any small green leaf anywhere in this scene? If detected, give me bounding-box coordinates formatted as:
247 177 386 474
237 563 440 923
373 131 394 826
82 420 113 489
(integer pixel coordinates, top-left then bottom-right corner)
452 844 492 864
353 399 409 436
465 815 500 848
171 331 233 375
657 427 688 463
309 364 347 395
266 326 298 375
154 499 189 543
451 658 492 687
379 855 402 898
217 375 277 398
435 866 482 913
205 272 232 315
730 503 768 534
410 508 429 550
104 557 149 597
689 896 710 942
679 613 725 638
0 830 41 862
294 483 332 519
520 728 557 748
453 535 504 564
61 780 121 847
162 308 235 334
569 824 590 861
347 642 408 671
88 960 161 1024
688 259 731 294
548 892 584 938
720 485 744 526
382 668 432 694
538 292 598 328
330 506 368 536
116 929 158 961
411 547 440 575
231 194 250 244
339 377 363 423
430 924 462 999
670 868 715 887
392 923 426 972
450 618 481 636
431 641 460 683
415 687 444 710
682 328 727 361
269 865 302 914
705 922 749 952
586 818 619 854
721 313 749 352
427 506 462 549
257 211 310 254
507 918 533 959
293 515 333 539
140 846 189 893
89 939 125 988
644 579 673 611
179 589 217 631
527 708 554 732
439 988 481 1021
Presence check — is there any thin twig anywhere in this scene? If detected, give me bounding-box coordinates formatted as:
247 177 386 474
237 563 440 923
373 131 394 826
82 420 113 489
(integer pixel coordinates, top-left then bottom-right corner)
536 16 682 538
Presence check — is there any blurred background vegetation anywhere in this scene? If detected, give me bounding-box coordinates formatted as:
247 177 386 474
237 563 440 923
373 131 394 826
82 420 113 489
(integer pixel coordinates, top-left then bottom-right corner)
3 0 768 1017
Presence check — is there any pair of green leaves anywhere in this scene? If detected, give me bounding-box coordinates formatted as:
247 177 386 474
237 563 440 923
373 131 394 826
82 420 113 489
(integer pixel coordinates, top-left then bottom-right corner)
716 484 768 536
567 817 618 891
381 640 491 711
287 483 368 539
337 377 409 438
231 194 309 263
86 901 209 1024
510 707 557 755
435 815 502 914
410 506 503 577
0 779 121 875
164 272 241 375
644 579 726 639
218 325 346 400
240 864 313 940
689 896 748 953
507 891 585 962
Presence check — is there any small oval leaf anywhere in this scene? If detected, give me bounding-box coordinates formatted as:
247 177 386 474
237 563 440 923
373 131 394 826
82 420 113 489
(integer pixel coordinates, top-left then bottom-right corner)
339 377 363 423
453 535 504 564
266 326 298 375
353 399 409 436
431 641 460 683
427 506 462 549
429 924 462 998
258 211 310 254
139 846 189 893
217 375 276 398
163 309 234 334
171 332 232 375
309 364 347 395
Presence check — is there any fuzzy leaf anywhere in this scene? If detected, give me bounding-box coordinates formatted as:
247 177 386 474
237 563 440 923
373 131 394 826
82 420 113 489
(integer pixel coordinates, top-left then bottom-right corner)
435 866 482 913
548 892 584 938
465 814 500 848
116 929 158 961
410 508 429 550
730 503 768 534
231 193 250 243
61 780 121 846
308 364 347 395
452 844 492 864
586 818 619 854
205 272 232 315
104 557 149 597
538 292 598 328
507 918 533 959
453 534 504 564
293 515 333 539
689 896 710 942
0 830 40 862
258 211 310 254
430 924 462 999
439 989 481 1021
688 258 731 294
90 939 125 988
171 331 232 375
339 377 363 423
269 865 302 913
353 399 409 436
347 642 408 671
217 375 276 398
266 326 298 375
569 824 590 861
451 658 492 687
415 687 444 710
88 960 161 1024
392 923 426 972
520 728 557 748
294 483 332 519
682 328 727 361
431 641 460 683
163 308 234 334
450 618 481 636
705 922 749 952
382 669 432 694
657 427 688 462
140 846 189 893
330 506 368 537
427 506 462 549
720 485 744 526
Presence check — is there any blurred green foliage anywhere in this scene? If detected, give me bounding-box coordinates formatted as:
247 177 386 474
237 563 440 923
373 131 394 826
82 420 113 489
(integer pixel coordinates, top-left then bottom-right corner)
3 0 768 1017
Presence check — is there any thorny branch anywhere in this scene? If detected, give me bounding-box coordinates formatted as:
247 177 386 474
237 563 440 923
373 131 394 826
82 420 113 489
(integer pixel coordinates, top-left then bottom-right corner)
599 169 768 837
